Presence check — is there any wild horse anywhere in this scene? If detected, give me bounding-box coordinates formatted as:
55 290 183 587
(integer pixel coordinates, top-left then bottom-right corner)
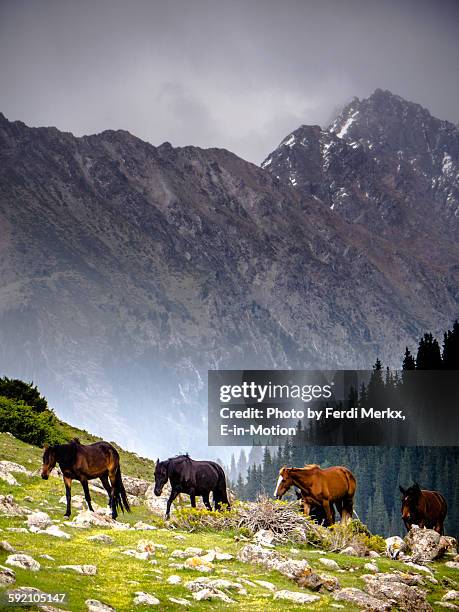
275 464 356 525
399 483 447 535
41 438 130 519
154 454 230 519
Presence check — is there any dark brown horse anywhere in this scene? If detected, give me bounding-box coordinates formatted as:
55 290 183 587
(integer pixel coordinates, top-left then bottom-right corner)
41 438 130 519
399 483 447 535
275 464 356 525
154 454 230 519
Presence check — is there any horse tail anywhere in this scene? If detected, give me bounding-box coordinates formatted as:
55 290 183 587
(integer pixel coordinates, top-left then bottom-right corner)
214 464 230 509
113 466 131 514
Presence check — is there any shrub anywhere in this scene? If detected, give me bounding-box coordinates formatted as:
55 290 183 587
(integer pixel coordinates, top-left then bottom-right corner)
171 506 240 532
0 397 66 446
0 377 48 412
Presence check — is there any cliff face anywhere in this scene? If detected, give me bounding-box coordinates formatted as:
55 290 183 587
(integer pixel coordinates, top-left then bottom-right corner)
0 93 457 455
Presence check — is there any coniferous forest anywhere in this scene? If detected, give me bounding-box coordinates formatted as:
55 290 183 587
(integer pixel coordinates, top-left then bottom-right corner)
229 322 459 537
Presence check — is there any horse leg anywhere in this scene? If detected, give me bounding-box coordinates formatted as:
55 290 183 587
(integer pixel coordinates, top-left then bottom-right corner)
341 496 353 524
166 488 180 520
107 470 118 520
301 494 311 517
81 479 94 512
63 476 72 518
190 491 197 509
202 493 212 511
322 500 334 526
100 473 112 513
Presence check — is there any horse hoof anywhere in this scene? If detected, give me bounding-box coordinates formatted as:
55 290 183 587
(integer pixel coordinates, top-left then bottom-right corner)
64 514 70 519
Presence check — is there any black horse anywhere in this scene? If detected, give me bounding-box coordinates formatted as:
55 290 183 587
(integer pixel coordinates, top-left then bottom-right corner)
41 438 130 519
294 488 331 524
154 454 230 519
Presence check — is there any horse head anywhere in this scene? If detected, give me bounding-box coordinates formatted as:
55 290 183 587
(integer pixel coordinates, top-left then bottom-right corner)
154 458 169 496
274 466 294 499
41 444 57 480
400 482 422 525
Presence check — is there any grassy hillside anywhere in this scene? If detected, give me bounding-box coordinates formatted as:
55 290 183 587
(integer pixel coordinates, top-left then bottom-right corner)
0 433 457 611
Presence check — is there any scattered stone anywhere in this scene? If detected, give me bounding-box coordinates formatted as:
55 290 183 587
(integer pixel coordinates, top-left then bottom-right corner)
274 590 321 604
136 539 156 555
441 537 458 555
0 495 29 516
134 521 157 530
40 525 71 539
254 529 275 547
364 562 379 572
404 561 433 575
184 557 214 572
67 510 129 530
443 591 459 603
296 571 324 591
238 544 311 581
0 540 15 553
185 577 246 595
0 465 19 485
369 551 381 558
59 564 97 575
446 561 459 570
167 575 181 584
174 534 186 541
405 526 448 562
133 591 160 606
253 579 277 591
122 476 150 497
88 534 114 544
6 527 28 533
363 573 431 611
6 554 40 571
168 597 190 607
24 496 33 502
192 588 233 603
59 494 86 510
85 599 115 612
318 557 340 570
436 603 459 610
0 565 16 585
122 549 151 561
334 587 390 611
40 554 55 560
0 461 31 475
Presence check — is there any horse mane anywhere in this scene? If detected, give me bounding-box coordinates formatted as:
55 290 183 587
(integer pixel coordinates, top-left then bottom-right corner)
304 463 320 469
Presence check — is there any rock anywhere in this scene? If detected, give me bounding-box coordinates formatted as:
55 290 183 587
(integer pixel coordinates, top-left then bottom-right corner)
318 557 340 570
136 539 156 554
85 599 115 612
0 540 15 553
363 573 431 611
183 557 214 572
144 483 170 516
404 561 433 574
41 525 71 539
185 577 246 595
443 591 459 603
405 526 448 562
168 597 190 606
59 564 97 575
200 550 215 563
0 495 29 516
192 588 233 603
446 561 459 570
0 565 16 585
167 575 181 584
441 537 458 555
385 535 405 559
174 534 186 541
0 465 19 485
214 551 233 561
6 527 28 532
133 592 160 606
436 603 459 609
334 587 391 611
122 476 150 497
253 579 277 591
237 544 310 581
134 521 156 530
0 460 31 475
59 494 86 510
88 534 114 544
296 572 324 591
67 510 129 530
364 562 379 572
369 551 381 558
254 529 276 547
274 590 321 604
40 554 55 560
340 545 358 556
6 554 40 571
171 547 203 558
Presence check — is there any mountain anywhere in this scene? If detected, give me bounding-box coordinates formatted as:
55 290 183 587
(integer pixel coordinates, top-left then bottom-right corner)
0 93 457 457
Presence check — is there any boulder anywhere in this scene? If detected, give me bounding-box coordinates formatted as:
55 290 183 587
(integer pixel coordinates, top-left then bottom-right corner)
144 483 170 516
237 544 311 581
0 565 16 585
192 588 233 603
364 562 379 572
6 554 40 571
40 525 71 539
133 591 160 606
443 591 459 603
85 599 115 612
253 579 276 591
122 476 150 497
340 545 358 556
0 460 31 475
334 587 391 611
318 557 340 570
0 495 29 516
185 577 246 595
88 534 114 544
254 529 276 547
0 540 16 553
133 521 156 531
168 597 190 607
183 557 214 572
59 564 97 575
363 573 431 611
27 512 51 529
274 590 321 604
405 527 449 562
0 465 19 485
66 510 129 530
167 575 181 584
445 561 459 570
441 536 458 555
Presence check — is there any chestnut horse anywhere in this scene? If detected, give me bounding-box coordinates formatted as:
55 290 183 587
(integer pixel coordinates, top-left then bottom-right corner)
275 464 356 525
41 438 130 519
399 483 447 535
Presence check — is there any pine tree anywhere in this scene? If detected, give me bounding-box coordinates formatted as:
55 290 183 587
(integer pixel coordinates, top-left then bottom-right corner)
416 333 442 370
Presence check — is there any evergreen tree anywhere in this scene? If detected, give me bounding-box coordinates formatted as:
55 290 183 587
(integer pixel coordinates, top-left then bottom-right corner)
416 333 442 370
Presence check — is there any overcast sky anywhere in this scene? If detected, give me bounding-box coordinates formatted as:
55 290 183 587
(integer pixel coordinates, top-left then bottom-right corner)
1 0 458 164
